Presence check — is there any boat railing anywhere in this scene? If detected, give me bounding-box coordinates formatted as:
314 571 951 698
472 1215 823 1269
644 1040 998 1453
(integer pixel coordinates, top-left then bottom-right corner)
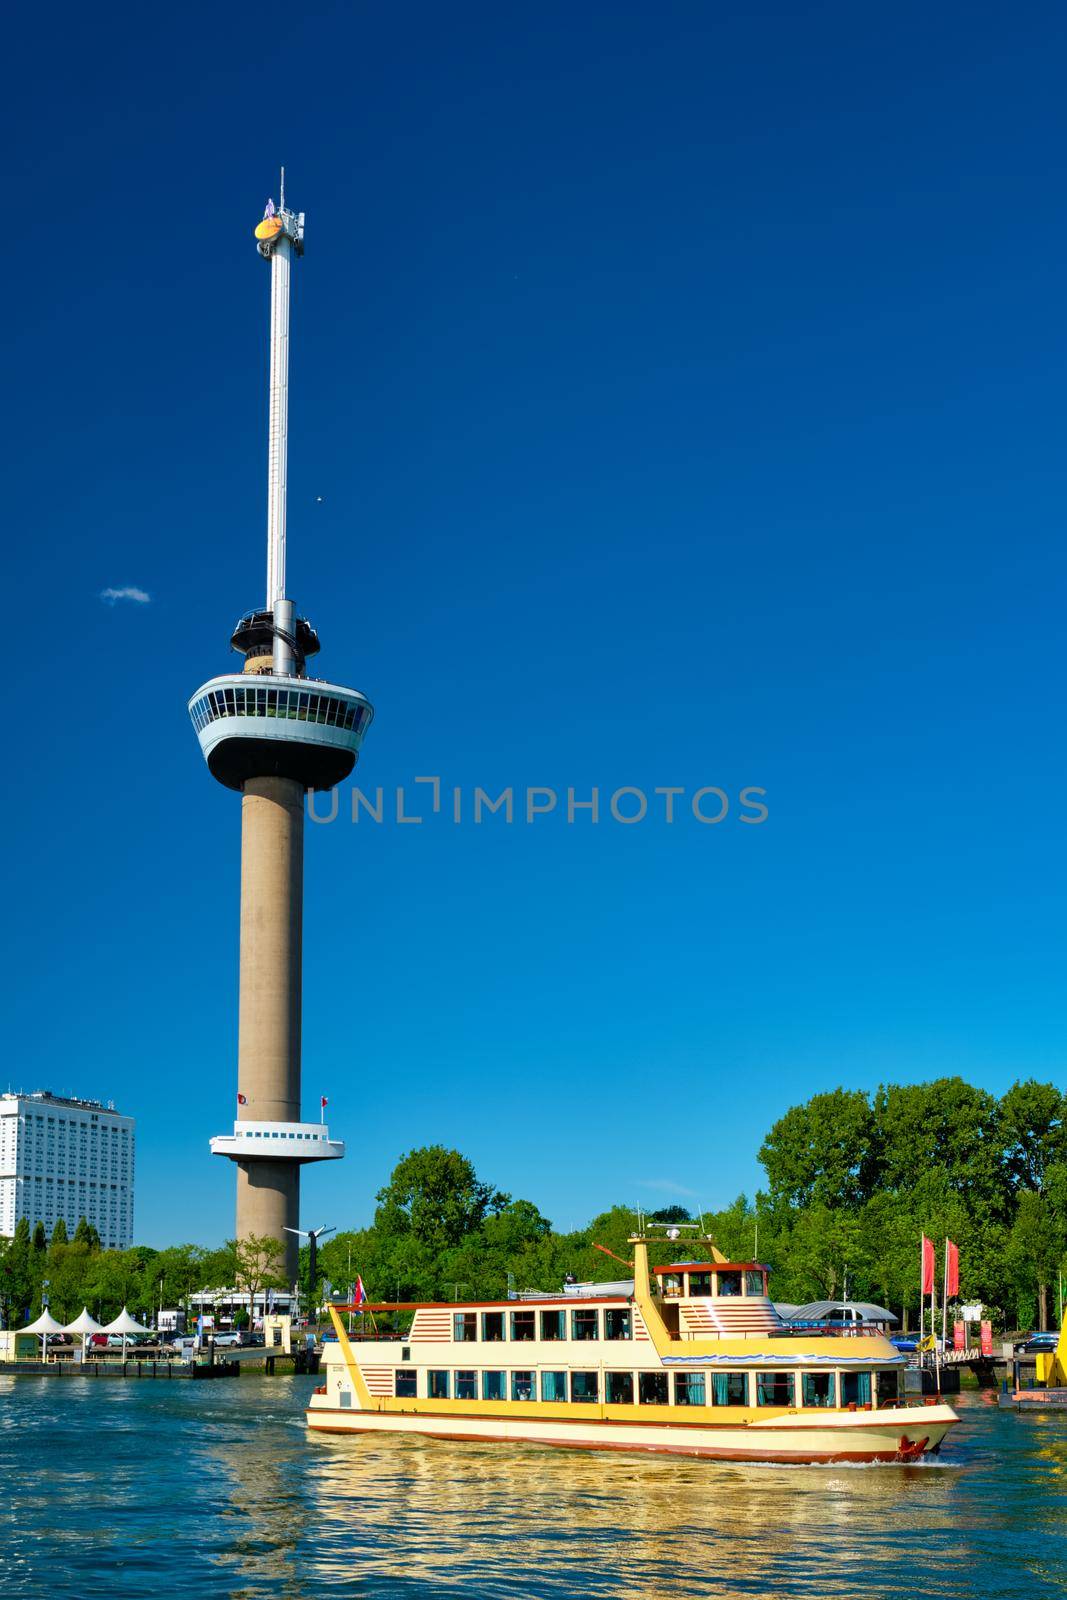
784 1319 894 1337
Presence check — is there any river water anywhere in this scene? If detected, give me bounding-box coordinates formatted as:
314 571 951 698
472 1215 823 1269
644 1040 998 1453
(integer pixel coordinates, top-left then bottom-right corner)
1 1377 1064 1599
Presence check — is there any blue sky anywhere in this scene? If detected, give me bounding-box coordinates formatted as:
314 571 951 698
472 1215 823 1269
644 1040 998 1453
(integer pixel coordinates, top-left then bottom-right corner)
6 2 1065 1247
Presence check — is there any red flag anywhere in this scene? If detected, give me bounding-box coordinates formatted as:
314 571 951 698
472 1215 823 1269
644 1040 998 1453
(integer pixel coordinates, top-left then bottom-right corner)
946 1240 959 1298
320 1096 328 1109
921 1235 935 1295
237 1092 247 1106
353 1275 367 1308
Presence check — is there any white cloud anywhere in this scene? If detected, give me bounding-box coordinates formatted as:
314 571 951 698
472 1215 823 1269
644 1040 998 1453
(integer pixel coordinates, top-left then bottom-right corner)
100 586 151 605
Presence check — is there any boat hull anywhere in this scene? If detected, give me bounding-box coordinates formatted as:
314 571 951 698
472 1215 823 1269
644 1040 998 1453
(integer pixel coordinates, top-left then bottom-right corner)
306 1402 958 1463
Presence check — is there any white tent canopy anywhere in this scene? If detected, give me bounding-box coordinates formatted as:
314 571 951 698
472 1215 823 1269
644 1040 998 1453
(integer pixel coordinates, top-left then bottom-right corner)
22 1310 65 1334
64 1308 104 1334
102 1307 149 1335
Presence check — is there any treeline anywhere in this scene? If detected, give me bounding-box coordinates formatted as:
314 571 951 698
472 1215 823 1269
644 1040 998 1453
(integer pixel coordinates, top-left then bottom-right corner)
1 1077 1063 1333
0 1216 239 1327
314 1079 1067 1332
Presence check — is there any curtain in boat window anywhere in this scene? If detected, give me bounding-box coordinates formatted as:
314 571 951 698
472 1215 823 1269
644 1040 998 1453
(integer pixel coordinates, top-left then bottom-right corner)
841 1370 871 1406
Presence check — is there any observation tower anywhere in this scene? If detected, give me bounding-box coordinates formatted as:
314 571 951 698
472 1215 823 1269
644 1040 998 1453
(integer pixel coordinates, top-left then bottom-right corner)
189 175 373 1282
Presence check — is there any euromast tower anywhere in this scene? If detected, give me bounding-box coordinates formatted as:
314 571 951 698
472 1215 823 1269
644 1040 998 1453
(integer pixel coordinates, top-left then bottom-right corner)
189 179 373 1282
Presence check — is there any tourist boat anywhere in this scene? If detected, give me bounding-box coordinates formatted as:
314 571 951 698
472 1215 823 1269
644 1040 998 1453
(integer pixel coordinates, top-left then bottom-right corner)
307 1233 959 1462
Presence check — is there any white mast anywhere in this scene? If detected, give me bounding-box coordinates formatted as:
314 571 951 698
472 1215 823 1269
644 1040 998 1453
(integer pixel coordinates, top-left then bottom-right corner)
256 170 305 670
266 216 291 608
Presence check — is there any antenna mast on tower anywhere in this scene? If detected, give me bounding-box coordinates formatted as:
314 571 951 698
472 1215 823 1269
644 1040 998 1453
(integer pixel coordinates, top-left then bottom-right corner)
254 171 305 671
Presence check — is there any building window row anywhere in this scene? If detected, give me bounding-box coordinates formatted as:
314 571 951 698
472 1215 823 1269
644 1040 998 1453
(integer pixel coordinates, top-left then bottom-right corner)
191 686 368 736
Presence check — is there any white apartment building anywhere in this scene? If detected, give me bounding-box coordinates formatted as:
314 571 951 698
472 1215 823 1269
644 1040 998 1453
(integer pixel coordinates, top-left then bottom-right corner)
0 1091 135 1248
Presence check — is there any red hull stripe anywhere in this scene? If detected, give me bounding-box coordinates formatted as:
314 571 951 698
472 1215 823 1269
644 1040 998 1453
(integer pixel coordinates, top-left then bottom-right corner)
306 1421 925 1462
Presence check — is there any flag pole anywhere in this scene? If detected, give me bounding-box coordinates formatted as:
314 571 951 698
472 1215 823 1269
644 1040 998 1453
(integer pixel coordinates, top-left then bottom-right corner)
942 1238 949 1357
931 1249 939 1393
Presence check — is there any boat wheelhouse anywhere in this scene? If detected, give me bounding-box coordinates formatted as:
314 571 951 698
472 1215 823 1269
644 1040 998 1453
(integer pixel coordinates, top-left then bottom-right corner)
308 1235 959 1462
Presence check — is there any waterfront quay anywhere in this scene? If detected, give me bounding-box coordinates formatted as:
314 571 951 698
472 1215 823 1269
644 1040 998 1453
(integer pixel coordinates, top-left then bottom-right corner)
0 1346 319 1379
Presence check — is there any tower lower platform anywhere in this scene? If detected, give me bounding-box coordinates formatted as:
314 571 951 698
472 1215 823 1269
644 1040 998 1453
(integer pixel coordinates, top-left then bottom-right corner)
211 1121 345 1283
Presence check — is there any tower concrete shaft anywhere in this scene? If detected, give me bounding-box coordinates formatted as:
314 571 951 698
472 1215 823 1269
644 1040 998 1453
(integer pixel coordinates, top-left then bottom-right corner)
236 775 303 1281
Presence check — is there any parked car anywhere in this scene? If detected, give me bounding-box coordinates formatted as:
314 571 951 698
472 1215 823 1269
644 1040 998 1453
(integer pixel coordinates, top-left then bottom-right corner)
1017 1332 1059 1354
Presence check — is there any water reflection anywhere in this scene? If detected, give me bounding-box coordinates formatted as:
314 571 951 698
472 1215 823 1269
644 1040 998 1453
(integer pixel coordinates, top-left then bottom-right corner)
2 1382 1065 1599
300 1424 973 1599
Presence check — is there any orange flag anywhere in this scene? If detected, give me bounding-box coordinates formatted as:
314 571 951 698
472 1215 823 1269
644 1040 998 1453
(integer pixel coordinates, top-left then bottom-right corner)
921 1235 935 1295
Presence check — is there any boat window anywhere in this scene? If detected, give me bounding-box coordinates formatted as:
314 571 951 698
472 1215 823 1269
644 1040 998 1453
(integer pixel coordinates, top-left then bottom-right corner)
674 1372 707 1406
606 1372 634 1404
688 1272 713 1297
481 1312 505 1342
540 1310 565 1341
802 1371 836 1408
718 1271 743 1297
744 1270 765 1296
510 1310 535 1342
571 1308 599 1341
511 1371 535 1401
454 1370 477 1400
841 1371 872 1407
662 1273 683 1298
638 1371 669 1405
481 1371 506 1401
756 1372 795 1407
876 1370 901 1406
453 1313 477 1342
605 1309 631 1340
428 1370 450 1399
541 1371 567 1402
570 1371 599 1403
394 1370 418 1398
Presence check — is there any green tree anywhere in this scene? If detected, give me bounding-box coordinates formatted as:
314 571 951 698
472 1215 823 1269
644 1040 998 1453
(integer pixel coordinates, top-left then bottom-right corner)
1000 1081 1065 1191
230 1236 287 1326
50 1218 68 1248
1006 1177 1067 1330
31 1222 47 1254
375 1147 509 1252
72 1217 101 1250
0 1218 34 1324
759 1089 877 1211
874 1079 1008 1218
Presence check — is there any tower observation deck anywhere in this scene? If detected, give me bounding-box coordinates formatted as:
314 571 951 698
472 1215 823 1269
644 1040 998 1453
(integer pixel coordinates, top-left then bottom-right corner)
189 177 373 1282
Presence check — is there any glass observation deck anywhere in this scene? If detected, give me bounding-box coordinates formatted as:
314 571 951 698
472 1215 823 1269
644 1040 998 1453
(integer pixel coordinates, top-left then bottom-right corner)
189 673 374 791
209 1120 345 1164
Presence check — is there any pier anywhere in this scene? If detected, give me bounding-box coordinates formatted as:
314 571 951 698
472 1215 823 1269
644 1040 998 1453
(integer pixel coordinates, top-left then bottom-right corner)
0 1348 320 1379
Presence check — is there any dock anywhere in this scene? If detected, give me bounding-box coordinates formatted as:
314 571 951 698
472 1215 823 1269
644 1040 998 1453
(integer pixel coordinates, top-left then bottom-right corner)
0 1347 320 1380
1001 1387 1067 1410
0 1357 239 1379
